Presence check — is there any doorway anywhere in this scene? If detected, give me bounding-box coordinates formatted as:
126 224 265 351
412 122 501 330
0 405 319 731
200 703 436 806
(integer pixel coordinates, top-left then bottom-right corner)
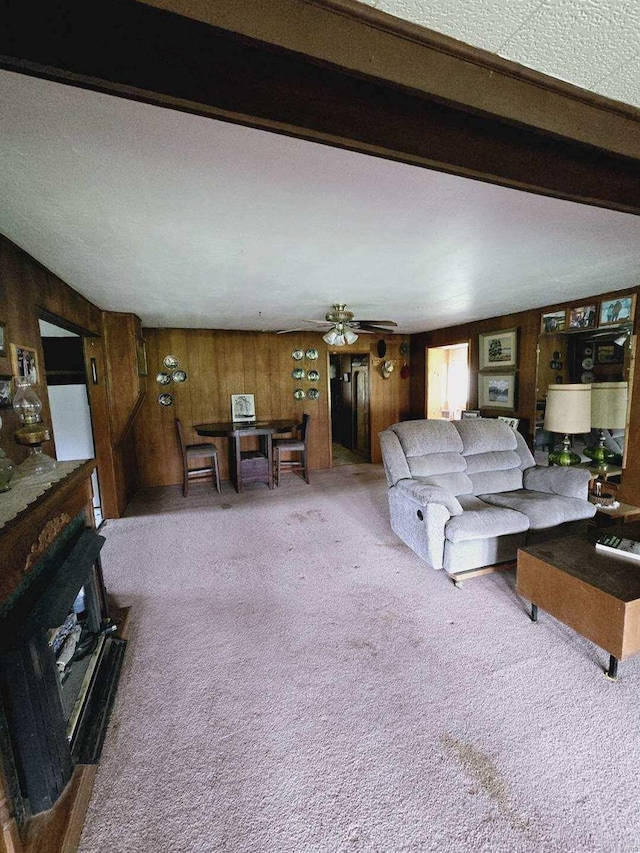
426 343 470 419
38 318 102 524
330 353 370 465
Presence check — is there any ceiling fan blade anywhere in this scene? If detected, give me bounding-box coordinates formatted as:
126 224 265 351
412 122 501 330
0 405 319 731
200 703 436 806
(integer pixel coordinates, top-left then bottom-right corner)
276 327 314 334
354 323 397 333
352 320 398 327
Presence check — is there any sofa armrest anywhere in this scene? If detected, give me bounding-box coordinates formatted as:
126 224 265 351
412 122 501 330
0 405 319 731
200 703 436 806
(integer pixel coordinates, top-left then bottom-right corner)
523 465 591 499
395 479 463 516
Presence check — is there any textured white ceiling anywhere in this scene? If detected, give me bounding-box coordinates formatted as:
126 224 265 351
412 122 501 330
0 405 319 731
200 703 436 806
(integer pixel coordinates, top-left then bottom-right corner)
1 65 639 334
360 0 640 108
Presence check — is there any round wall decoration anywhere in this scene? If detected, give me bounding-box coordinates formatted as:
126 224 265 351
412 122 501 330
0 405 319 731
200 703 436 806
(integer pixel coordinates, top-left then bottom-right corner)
172 369 188 382
163 355 179 369
156 372 172 385
158 393 174 406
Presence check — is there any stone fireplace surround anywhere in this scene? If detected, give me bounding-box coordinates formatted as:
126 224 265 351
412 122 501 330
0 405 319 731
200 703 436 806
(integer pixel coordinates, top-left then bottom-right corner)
0 461 126 853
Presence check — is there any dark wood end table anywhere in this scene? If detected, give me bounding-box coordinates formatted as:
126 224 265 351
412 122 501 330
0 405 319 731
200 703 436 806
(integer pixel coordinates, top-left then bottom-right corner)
517 521 640 680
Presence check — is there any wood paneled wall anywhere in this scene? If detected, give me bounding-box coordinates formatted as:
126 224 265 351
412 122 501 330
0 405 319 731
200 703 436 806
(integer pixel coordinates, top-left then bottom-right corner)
411 285 640 504
0 236 143 519
0 236 101 464
134 328 411 487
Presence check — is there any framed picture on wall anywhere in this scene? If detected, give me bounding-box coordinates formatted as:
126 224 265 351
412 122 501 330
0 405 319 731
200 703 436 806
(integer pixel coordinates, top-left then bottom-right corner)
568 304 596 330
599 295 636 326
540 310 566 334
9 343 38 384
478 328 517 370
231 393 256 423
478 373 517 411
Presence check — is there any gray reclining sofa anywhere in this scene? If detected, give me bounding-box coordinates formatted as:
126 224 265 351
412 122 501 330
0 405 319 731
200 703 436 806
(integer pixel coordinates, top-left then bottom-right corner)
379 418 596 580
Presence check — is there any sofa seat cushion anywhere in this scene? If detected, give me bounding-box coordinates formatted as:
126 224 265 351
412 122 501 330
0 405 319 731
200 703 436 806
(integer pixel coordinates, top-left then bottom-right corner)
445 498 529 543
479 489 596 530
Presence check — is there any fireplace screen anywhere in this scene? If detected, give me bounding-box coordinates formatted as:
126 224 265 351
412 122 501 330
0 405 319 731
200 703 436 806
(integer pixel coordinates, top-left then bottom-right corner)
0 515 126 815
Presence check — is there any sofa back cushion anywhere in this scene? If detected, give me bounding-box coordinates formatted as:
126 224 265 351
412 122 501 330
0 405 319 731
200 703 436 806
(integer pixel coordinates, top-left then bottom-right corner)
453 419 524 494
388 420 471 494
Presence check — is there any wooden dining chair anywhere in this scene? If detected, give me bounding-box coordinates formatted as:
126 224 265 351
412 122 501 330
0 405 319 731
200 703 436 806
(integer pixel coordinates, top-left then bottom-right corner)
272 414 311 486
175 418 221 497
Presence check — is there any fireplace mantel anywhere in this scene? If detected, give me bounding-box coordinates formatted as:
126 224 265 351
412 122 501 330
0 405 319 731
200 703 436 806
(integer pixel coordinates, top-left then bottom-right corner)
0 459 109 853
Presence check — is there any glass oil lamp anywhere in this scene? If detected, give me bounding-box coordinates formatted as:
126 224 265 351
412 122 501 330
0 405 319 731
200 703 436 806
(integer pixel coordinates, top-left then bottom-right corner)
12 378 57 477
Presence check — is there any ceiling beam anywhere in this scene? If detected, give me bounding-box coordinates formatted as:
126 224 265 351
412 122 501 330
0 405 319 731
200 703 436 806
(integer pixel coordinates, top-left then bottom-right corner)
1 0 639 214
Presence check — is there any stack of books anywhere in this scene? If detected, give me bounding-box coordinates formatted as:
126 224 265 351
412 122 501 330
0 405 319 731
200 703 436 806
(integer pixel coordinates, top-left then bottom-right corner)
595 532 640 563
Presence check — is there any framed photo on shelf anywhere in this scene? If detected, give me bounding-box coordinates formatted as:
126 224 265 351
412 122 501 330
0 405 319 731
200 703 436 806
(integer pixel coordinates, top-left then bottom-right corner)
478 328 517 371
540 310 566 334
9 343 38 384
595 343 623 364
478 373 517 411
0 377 12 408
461 410 481 419
231 393 256 423
599 295 636 327
567 304 596 330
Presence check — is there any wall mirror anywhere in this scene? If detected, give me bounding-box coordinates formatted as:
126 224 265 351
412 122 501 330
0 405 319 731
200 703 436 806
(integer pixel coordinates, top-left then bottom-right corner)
534 321 634 470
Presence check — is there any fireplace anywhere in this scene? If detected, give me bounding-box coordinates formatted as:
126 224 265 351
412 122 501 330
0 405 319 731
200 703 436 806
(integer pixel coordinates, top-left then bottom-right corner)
0 460 126 850
0 512 125 817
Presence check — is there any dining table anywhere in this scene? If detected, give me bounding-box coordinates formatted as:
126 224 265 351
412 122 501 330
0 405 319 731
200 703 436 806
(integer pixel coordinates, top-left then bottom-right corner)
194 419 299 492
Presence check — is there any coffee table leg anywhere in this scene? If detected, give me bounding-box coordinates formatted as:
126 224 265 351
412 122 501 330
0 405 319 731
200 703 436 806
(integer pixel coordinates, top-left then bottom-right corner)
530 603 538 622
605 655 619 681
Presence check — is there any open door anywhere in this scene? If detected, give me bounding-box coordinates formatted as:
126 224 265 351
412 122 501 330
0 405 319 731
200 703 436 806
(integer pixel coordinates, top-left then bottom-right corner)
426 343 470 419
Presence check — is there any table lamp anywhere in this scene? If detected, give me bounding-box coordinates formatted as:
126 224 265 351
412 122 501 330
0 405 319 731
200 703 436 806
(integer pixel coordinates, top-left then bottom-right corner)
544 383 591 466
584 381 628 470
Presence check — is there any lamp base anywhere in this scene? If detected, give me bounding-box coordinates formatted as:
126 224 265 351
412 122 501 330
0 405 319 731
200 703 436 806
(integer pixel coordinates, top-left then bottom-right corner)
583 431 614 470
548 434 581 466
17 446 57 479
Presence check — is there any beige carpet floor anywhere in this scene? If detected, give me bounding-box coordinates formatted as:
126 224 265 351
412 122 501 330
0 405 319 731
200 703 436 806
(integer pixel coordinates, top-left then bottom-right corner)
79 464 640 852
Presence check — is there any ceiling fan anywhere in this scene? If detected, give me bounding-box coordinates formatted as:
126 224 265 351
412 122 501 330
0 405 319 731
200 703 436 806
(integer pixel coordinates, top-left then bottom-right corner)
277 303 397 345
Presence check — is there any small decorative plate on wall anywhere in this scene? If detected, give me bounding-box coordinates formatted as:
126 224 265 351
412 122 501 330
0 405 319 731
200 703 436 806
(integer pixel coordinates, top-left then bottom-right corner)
172 369 188 382
163 355 179 369
581 371 594 383
305 348 319 360
158 393 174 406
308 388 320 400
156 372 172 385
292 368 306 379
294 388 306 399
292 349 304 360
308 370 320 381
400 341 410 358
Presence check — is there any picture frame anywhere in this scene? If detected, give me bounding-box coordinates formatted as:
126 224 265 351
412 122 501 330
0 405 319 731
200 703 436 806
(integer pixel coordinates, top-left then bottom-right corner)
231 393 256 423
10 343 38 384
460 410 481 418
598 295 636 327
567 304 596 330
478 328 517 371
595 343 622 364
0 376 12 408
478 373 517 411
497 415 520 430
0 322 5 357
540 310 566 334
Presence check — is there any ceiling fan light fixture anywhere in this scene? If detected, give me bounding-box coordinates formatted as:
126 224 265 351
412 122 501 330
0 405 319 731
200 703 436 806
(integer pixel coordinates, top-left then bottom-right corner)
323 329 338 345
344 328 358 345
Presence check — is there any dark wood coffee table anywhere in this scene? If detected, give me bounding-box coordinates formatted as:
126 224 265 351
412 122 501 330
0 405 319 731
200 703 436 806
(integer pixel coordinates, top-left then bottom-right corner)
517 522 640 680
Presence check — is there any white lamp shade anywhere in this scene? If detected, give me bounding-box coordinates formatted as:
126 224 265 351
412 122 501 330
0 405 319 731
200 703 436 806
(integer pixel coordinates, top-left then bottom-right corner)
591 382 628 429
544 384 592 434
